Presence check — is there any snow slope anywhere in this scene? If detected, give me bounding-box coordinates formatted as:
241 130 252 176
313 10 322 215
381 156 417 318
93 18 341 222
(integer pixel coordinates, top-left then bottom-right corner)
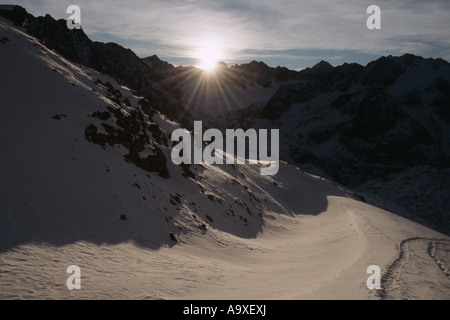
0 17 449 300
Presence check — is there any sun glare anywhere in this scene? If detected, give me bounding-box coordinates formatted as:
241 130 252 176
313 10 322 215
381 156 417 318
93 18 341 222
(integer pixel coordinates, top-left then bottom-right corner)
194 38 224 72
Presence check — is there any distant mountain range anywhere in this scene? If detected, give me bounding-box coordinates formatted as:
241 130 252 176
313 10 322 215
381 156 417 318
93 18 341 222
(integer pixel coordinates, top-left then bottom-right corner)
259 54 450 231
1 5 449 232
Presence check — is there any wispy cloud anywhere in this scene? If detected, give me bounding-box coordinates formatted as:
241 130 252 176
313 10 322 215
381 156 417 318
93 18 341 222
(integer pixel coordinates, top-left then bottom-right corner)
14 0 450 69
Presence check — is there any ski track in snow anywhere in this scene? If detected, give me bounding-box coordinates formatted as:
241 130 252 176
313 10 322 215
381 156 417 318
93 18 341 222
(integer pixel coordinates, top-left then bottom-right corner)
379 237 450 300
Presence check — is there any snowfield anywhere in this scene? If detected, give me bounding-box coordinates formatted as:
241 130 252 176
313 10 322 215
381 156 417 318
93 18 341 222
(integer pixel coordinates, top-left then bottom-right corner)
0 17 449 300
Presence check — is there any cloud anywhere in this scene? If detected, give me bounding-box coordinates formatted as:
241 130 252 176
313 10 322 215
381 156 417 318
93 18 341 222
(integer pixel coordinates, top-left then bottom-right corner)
14 0 450 68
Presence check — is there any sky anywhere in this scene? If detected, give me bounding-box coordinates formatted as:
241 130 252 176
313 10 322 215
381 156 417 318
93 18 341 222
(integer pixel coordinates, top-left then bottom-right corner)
9 0 450 70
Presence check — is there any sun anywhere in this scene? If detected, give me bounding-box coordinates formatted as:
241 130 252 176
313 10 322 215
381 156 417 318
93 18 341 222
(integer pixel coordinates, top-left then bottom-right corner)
199 55 219 72
194 38 224 72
